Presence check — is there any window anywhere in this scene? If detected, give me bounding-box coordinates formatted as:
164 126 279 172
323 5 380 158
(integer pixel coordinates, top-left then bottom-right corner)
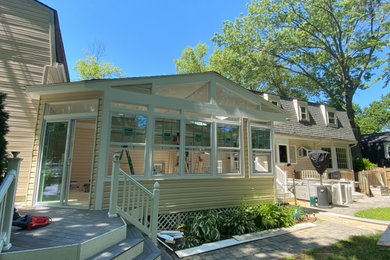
46 100 98 115
300 106 308 121
336 147 348 169
328 112 336 125
321 147 333 168
251 126 271 174
385 142 390 159
217 124 240 174
185 121 211 174
278 145 288 163
277 145 297 164
153 118 180 175
109 113 148 175
271 101 278 106
298 147 310 157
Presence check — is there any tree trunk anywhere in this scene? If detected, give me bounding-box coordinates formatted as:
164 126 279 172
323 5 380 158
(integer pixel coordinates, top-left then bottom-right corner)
344 90 363 160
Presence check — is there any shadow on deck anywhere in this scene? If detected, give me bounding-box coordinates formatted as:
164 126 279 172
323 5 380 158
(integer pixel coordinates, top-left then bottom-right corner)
8 207 125 252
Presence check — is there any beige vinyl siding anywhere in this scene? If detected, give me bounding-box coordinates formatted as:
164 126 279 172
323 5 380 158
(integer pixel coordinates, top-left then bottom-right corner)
27 92 103 206
0 0 54 202
103 177 274 214
275 136 352 172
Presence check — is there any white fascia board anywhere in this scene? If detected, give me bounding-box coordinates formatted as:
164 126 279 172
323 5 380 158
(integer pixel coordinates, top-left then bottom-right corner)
26 81 91 99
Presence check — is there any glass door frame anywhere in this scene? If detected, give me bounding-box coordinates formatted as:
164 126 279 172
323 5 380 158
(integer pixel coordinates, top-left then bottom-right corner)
35 113 97 208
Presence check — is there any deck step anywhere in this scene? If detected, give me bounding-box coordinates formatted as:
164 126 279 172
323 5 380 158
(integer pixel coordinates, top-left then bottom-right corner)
88 226 144 260
134 235 161 260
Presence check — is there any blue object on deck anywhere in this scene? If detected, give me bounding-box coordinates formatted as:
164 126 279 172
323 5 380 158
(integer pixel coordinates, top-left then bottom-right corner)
310 196 318 207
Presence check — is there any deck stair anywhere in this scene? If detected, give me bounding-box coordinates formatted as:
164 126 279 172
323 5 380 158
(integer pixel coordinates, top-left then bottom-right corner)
0 207 163 260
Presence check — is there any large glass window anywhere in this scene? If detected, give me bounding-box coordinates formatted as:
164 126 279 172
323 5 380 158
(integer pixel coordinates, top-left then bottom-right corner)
217 124 240 174
336 147 348 169
185 121 211 174
153 118 180 175
251 127 271 174
46 100 98 115
109 114 147 175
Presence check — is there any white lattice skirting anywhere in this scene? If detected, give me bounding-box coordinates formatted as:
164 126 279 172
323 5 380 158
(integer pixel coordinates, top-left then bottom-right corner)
157 207 237 230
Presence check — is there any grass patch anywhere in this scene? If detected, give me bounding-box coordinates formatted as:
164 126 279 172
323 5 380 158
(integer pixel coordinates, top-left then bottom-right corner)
355 207 390 221
286 233 390 259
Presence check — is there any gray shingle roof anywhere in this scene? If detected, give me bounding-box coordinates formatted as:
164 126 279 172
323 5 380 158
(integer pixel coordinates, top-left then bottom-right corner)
274 98 356 142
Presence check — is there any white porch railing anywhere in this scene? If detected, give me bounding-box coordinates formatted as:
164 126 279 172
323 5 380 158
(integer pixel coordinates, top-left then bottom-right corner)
275 165 288 194
0 157 22 252
108 153 160 244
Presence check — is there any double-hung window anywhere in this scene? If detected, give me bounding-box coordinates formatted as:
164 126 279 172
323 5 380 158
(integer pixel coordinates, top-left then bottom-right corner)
336 147 348 169
251 126 272 174
217 124 240 174
185 120 211 174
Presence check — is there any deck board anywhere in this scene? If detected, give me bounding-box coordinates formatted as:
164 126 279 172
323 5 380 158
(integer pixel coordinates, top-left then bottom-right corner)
8 207 125 252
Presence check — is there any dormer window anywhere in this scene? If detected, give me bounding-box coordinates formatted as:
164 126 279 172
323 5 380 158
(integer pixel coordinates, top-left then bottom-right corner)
293 99 309 122
263 93 280 107
271 101 278 106
328 111 336 125
300 106 308 121
320 105 337 127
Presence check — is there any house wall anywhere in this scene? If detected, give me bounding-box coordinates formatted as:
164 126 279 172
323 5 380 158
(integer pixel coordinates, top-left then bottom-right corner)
0 0 57 202
275 136 353 173
102 177 274 213
27 91 103 206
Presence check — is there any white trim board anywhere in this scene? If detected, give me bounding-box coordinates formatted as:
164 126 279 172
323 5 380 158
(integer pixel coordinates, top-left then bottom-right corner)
175 222 316 258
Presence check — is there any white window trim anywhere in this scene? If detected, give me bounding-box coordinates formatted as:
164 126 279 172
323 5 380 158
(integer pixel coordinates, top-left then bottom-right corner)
293 99 309 122
297 146 311 157
250 124 273 176
335 147 349 169
320 105 338 127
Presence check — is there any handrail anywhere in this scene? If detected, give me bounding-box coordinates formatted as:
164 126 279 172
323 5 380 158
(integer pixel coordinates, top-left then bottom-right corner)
0 157 22 252
108 154 160 244
275 165 288 193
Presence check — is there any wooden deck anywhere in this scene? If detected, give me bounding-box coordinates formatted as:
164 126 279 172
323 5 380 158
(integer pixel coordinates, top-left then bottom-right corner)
7 207 125 252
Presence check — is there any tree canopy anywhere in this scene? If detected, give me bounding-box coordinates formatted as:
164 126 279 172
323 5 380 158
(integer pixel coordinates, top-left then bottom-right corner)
74 41 125 80
175 0 390 140
355 92 390 135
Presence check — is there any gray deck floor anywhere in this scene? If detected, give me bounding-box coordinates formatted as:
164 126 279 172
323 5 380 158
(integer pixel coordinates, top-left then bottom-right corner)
8 207 125 252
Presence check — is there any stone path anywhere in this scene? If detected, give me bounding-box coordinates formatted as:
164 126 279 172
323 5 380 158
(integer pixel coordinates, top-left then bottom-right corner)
172 196 390 259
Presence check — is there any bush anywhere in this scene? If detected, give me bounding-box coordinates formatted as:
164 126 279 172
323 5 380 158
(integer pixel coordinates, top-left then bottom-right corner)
218 208 257 236
353 158 378 172
250 203 296 230
0 93 9 182
179 211 220 249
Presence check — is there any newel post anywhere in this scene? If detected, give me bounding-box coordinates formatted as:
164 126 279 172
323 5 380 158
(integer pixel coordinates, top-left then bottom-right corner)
3 153 23 251
150 181 160 244
108 152 121 217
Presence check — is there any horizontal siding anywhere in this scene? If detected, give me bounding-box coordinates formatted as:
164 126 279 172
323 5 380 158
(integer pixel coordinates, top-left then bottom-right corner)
0 0 54 202
103 177 274 214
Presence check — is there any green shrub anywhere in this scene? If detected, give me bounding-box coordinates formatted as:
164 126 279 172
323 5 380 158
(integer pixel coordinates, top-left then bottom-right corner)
253 203 296 230
183 211 220 243
353 158 378 172
177 235 202 249
218 208 257 236
0 93 9 182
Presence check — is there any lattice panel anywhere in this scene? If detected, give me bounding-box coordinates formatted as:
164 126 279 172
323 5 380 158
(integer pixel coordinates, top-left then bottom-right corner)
157 207 238 230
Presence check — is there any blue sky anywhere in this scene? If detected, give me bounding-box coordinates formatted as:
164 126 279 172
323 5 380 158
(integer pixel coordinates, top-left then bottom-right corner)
44 0 388 108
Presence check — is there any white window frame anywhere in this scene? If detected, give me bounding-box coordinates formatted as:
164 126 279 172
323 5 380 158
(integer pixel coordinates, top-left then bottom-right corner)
216 121 242 176
335 147 349 169
250 124 273 176
293 99 309 122
297 146 311 157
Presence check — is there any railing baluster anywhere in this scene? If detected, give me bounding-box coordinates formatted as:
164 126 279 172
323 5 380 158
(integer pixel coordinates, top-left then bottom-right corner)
144 195 149 226
140 192 145 225
136 188 141 220
122 177 126 209
127 181 132 213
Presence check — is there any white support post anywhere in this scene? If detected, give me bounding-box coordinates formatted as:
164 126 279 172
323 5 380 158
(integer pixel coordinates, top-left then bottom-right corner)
108 152 121 217
150 181 160 244
3 156 22 251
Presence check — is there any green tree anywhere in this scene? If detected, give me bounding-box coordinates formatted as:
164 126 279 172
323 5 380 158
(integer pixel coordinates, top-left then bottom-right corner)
212 0 390 140
74 41 125 80
74 55 125 80
355 92 390 134
174 42 210 74
0 93 9 180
